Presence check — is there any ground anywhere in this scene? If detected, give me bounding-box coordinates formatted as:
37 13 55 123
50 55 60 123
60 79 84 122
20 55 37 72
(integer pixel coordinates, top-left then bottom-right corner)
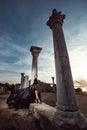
0 93 42 130
42 92 87 117
0 92 87 130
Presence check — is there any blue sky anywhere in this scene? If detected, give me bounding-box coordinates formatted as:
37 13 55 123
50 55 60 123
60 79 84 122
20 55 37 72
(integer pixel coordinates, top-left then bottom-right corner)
0 0 87 84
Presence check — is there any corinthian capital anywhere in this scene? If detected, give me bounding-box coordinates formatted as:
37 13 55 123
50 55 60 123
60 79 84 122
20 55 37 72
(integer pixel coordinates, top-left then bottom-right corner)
47 9 65 29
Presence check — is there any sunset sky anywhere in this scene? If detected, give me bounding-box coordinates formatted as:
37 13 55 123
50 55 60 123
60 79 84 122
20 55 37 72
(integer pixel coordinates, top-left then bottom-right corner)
0 0 87 84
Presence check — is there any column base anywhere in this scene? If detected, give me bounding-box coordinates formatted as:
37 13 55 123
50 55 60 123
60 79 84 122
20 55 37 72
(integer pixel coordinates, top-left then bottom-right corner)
53 109 87 129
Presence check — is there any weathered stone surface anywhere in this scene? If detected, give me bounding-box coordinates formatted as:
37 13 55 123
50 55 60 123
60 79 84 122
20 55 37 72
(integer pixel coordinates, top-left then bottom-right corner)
47 9 78 111
23 75 29 88
21 73 25 89
47 9 87 128
30 46 42 85
21 73 29 89
30 103 87 130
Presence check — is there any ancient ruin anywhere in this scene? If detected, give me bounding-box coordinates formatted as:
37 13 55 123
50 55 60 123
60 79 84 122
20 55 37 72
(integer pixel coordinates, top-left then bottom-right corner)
21 73 25 89
51 77 54 86
30 46 42 85
20 73 29 88
23 75 29 88
47 9 87 129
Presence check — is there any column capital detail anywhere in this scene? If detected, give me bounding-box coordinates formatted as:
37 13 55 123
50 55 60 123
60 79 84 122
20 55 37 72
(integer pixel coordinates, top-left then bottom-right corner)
21 73 25 76
47 9 65 29
30 46 42 57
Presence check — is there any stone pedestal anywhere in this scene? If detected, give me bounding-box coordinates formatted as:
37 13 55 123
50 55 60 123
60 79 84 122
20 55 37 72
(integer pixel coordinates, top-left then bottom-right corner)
47 9 87 129
30 46 42 85
30 103 87 130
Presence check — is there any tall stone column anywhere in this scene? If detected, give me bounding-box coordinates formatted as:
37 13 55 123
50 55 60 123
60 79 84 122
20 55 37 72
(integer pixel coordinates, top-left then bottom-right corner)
21 73 25 89
30 46 42 85
47 9 87 129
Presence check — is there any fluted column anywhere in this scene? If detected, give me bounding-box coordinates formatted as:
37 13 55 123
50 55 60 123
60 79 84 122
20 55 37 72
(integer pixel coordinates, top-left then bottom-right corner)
47 9 87 129
30 46 42 85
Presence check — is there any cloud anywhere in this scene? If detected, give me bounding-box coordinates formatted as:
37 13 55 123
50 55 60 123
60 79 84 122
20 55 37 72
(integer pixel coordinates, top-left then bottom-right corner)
69 46 87 80
0 35 32 83
64 22 87 80
0 0 87 84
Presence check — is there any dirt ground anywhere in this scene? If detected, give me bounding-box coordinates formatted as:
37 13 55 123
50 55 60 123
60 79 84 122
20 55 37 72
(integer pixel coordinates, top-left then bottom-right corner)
0 92 87 130
0 93 42 130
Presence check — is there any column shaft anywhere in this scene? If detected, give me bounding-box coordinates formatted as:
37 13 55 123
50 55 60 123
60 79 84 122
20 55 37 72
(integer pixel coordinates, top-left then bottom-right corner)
31 56 38 84
47 10 78 111
53 24 78 111
21 73 25 89
30 46 42 85
52 77 54 85
24 76 29 88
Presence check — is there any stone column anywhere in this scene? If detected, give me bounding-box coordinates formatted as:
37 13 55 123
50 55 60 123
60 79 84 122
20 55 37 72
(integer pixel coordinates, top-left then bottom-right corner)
21 73 25 89
30 46 42 85
51 77 54 85
47 9 87 129
23 75 29 88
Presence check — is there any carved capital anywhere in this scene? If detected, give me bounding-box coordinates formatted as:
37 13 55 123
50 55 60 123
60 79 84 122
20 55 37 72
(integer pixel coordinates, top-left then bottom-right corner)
30 46 42 57
21 73 25 76
47 9 65 29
